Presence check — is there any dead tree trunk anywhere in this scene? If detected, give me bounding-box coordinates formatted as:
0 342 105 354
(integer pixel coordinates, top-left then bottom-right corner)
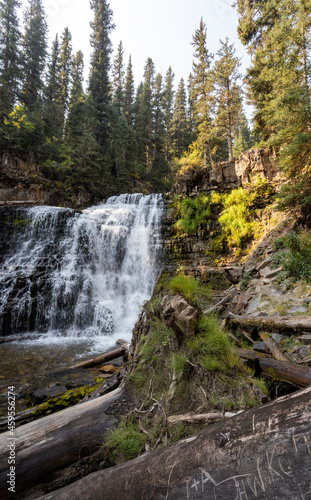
259 358 311 387
227 313 311 333
68 347 127 369
0 389 122 500
40 386 311 500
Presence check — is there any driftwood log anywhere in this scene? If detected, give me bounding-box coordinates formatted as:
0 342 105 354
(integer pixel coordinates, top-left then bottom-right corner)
41 386 311 500
258 332 288 362
204 287 237 315
68 347 127 369
0 388 122 500
227 313 311 333
259 358 311 387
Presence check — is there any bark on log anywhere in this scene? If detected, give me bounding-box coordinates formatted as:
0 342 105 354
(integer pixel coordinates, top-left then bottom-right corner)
259 332 288 361
204 287 237 315
167 412 240 424
259 358 311 387
68 347 126 369
0 388 122 500
227 313 311 333
234 347 270 361
40 386 311 500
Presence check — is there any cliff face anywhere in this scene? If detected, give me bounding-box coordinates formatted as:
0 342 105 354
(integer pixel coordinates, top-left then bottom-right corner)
0 153 92 208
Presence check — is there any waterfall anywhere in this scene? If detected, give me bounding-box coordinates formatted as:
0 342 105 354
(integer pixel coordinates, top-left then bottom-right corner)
0 194 164 350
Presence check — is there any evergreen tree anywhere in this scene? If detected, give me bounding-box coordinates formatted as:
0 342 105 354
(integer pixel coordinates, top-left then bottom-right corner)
89 0 115 147
171 78 189 157
191 18 214 165
58 27 72 128
151 72 170 188
233 111 253 157
111 40 124 117
123 55 135 125
65 50 85 150
236 0 311 214
135 58 155 175
0 0 21 119
213 38 242 161
21 0 47 112
43 34 62 157
163 66 175 161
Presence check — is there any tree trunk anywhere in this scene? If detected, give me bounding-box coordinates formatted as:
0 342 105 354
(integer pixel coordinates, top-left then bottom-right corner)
40 386 311 500
0 388 122 500
259 358 311 387
258 332 288 362
227 313 311 333
68 347 127 369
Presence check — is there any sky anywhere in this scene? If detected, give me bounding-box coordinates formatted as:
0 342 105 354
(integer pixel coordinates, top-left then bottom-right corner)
34 0 250 89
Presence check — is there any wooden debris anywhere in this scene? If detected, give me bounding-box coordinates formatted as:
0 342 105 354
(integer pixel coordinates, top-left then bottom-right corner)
259 332 288 361
204 287 237 315
167 411 240 424
0 389 122 500
234 347 270 361
39 386 311 500
68 346 127 369
259 358 311 387
227 313 311 333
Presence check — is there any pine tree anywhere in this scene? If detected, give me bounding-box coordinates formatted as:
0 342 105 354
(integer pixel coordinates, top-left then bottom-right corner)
111 40 124 117
171 78 189 157
163 66 175 161
233 111 253 157
213 38 242 161
0 0 21 119
65 50 85 150
21 0 47 112
123 55 135 125
135 58 155 175
236 0 311 214
58 27 72 128
89 0 115 148
191 18 214 165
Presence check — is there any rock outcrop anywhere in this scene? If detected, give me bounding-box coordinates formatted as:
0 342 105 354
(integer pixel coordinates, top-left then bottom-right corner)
235 147 280 186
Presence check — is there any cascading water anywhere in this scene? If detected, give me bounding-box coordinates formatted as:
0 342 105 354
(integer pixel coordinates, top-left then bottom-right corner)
0 193 164 344
0 194 164 410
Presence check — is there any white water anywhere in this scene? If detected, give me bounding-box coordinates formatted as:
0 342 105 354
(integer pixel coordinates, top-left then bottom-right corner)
0 193 164 353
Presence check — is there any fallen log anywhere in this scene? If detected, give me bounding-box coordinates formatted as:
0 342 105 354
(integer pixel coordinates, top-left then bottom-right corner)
167 411 240 424
40 386 311 500
204 287 237 315
68 346 126 369
227 313 311 333
0 388 122 500
259 332 288 361
259 357 311 387
234 347 270 361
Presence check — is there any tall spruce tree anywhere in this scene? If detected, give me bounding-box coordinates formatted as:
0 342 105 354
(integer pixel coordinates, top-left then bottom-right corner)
163 66 175 161
65 50 85 150
191 18 214 165
58 27 72 129
21 0 47 112
237 0 311 214
123 55 135 125
213 38 242 161
0 0 21 119
111 40 124 117
171 78 189 157
89 0 115 148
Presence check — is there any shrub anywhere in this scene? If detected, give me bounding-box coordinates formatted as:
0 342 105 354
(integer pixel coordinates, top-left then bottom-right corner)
174 194 212 236
167 274 211 303
170 353 188 376
106 419 146 464
218 188 255 249
273 231 311 282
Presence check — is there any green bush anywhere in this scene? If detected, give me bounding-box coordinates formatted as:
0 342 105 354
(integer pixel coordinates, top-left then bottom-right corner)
273 231 311 282
170 353 188 376
167 274 211 303
174 194 212 235
218 188 255 249
106 419 146 464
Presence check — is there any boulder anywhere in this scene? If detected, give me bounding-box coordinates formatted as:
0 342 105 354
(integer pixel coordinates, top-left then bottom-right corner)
162 294 198 339
235 147 280 186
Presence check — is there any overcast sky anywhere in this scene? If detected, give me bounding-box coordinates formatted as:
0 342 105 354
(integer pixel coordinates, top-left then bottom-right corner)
34 0 250 89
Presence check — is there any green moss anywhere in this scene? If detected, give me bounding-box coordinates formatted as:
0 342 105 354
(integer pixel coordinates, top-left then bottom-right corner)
167 274 211 304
